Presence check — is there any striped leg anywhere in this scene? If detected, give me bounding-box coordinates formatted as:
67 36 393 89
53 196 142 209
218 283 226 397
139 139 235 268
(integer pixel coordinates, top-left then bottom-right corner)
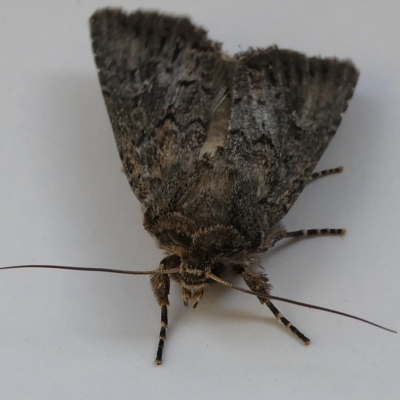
156 305 168 365
150 264 171 365
234 266 310 345
308 166 343 182
266 301 310 345
285 228 346 238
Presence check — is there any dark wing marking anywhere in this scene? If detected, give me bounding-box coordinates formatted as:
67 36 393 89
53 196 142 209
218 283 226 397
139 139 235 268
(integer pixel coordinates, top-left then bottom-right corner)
90 9 231 206
226 47 359 226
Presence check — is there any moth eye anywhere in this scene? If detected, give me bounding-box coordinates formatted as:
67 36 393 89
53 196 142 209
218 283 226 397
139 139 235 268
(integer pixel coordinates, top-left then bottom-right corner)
164 254 181 269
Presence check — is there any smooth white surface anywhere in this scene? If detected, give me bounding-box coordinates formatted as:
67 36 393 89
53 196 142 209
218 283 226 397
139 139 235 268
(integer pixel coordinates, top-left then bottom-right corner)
1 1 399 399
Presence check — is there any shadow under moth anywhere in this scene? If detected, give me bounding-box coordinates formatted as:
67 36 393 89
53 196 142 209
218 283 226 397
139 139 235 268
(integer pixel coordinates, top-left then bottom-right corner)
3 9 395 365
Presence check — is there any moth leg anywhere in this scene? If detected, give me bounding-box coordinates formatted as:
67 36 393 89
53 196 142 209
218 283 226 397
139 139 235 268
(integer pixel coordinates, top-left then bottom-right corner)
285 228 346 238
156 304 168 365
308 166 343 182
150 265 171 365
233 266 310 345
286 167 345 239
266 300 310 345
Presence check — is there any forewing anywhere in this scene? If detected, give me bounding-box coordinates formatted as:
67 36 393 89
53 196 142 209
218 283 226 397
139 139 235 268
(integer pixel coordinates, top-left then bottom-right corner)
226 47 359 225
90 9 229 206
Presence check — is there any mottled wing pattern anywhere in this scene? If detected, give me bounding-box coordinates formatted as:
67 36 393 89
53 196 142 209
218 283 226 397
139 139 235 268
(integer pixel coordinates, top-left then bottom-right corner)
90 9 229 206
226 47 359 226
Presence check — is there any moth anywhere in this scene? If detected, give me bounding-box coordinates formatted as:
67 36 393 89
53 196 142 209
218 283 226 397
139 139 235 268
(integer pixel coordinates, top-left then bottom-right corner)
4 8 395 365
88 8 361 364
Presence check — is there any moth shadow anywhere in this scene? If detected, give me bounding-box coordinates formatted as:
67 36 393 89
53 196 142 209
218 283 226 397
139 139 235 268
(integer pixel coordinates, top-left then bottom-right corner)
39 72 165 338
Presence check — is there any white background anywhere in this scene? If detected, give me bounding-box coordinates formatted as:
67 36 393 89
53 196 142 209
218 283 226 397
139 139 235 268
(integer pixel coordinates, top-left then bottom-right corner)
1 1 399 399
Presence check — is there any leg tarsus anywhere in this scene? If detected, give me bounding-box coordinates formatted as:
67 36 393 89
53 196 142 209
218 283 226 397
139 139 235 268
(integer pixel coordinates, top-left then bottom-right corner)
234 266 310 345
156 305 168 365
150 264 171 365
308 166 343 182
285 228 346 239
266 301 310 345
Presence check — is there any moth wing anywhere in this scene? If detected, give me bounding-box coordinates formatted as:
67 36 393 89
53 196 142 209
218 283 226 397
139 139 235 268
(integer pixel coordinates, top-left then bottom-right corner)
90 9 231 206
226 47 359 225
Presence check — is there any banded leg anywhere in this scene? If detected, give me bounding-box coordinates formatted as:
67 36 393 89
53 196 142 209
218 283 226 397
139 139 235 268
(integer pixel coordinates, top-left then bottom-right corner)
308 166 343 182
234 266 310 345
150 262 171 365
285 228 346 238
283 167 346 240
156 305 168 365
266 301 310 344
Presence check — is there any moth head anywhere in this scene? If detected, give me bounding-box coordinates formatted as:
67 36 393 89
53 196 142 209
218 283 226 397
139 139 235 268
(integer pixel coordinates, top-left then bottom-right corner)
158 252 226 308
146 212 253 304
